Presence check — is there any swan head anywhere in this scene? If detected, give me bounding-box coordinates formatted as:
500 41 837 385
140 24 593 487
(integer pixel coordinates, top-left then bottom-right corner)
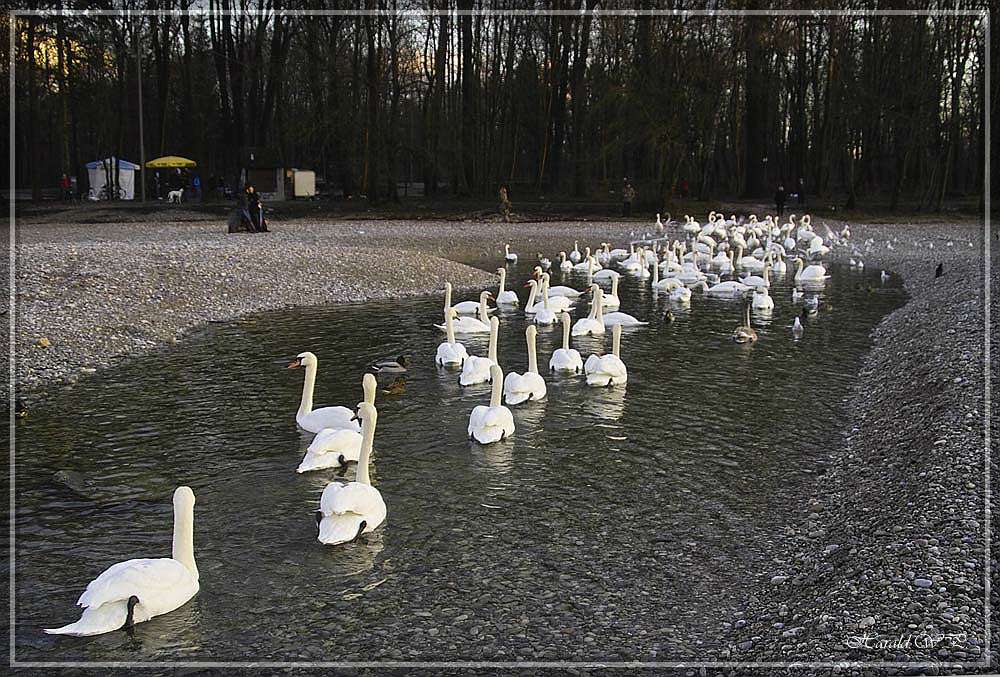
288 351 317 369
480 291 494 303
173 485 196 511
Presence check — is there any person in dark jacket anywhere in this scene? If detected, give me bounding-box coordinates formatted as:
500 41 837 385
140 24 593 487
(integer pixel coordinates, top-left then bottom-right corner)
774 184 786 216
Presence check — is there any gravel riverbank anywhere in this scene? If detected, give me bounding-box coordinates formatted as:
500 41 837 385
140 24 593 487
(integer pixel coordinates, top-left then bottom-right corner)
722 219 995 675
10 208 994 674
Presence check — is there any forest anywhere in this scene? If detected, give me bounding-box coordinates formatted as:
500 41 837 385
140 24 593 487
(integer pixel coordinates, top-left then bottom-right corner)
5 3 996 211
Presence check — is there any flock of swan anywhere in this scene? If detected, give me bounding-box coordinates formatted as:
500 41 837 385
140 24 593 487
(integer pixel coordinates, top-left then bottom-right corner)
45 210 859 638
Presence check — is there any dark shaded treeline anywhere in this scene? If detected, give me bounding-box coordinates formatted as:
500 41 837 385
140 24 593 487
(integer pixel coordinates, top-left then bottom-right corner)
5 2 995 211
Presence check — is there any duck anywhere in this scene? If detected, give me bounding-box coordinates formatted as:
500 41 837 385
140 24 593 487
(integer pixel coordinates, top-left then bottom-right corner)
495 268 520 306
504 244 518 264
460 316 499 386
732 302 758 343
469 364 515 443
45 487 199 636
289 353 376 433
435 308 469 367
585 323 628 387
316 403 386 545
572 285 606 337
371 355 409 374
794 258 828 283
503 325 547 404
381 376 407 396
549 312 583 373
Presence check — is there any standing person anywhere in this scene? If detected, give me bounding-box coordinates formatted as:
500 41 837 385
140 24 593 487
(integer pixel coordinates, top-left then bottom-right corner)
59 174 71 201
244 184 268 232
622 178 636 217
679 177 689 199
774 183 786 216
797 177 806 207
498 185 512 222
192 174 201 201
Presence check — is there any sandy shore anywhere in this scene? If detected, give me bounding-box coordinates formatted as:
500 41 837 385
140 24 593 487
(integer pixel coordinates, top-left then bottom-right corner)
10 207 995 672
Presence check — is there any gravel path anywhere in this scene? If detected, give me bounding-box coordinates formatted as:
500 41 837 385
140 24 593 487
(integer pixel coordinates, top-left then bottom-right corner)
10 208 995 674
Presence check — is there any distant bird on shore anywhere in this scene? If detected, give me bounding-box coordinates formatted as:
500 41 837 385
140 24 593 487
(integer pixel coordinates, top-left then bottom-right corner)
935 262 944 278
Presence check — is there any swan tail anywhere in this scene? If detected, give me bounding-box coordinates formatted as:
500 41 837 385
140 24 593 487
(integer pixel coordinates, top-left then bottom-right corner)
45 603 128 636
318 514 367 545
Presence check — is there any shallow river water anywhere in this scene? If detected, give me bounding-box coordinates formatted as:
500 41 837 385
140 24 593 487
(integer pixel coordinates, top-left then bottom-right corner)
14 259 905 663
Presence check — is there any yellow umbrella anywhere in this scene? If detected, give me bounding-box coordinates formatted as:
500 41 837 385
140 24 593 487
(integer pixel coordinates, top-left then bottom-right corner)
145 155 197 169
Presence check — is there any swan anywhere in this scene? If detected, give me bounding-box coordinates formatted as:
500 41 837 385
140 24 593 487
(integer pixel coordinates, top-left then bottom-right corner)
569 241 582 263
538 273 575 310
495 268 519 306
533 281 558 326
298 425 363 473
585 323 628 387
596 243 612 267
316 402 386 545
791 286 804 302
751 287 774 312
469 364 515 443
436 290 492 334
771 252 787 274
652 259 683 291
609 245 629 260
504 244 518 264
592 265 619 282
739 264 771 290
697 279 751 297
573 247 599 272
549 312 583 373
794 258 828 282
600 273 622 310
537 253 552 270
559 251 573 272
544 277 584 298
45 486 199 636
732 303 758 343
448 281 495 316
602 310 648 327
504 325 547 404
572 285 606 337
435 308 468 367
460 316 499 386
289 352 376 433
669 285 692 304
525 278 572 315
881 270 890 283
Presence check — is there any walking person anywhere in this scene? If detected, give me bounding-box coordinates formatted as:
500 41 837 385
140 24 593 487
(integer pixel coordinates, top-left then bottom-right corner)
622 178 636 217
774 183 786 217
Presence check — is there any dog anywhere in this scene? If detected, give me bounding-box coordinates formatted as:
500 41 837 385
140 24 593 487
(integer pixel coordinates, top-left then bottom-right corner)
167 188 184 204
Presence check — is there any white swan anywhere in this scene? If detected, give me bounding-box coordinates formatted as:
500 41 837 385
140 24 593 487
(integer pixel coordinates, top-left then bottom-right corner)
569 241 582 263
495 268 519 306
559 251 573 272
585 323 628 387
751 287 774 312
669 285 692 304
572 285 606 337
794 258 828 282
740 264 771 290
602 307 648 328
538 273 574 311
289 352 376 433
460 316 499 386
449 281 496 316
600 273 622 310
525 277 572 315
533 281 558 326
504 325 547 404
549 312 583 373
504 243 518 264
436 289 492 334
469 364 515 443
298 427 362 473
652 259 683 291
46 487 199 636
544 274 584 298
317 402 386 545
435 308 469 367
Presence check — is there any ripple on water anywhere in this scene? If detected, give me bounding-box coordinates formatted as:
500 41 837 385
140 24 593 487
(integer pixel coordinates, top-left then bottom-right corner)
15 260 905 661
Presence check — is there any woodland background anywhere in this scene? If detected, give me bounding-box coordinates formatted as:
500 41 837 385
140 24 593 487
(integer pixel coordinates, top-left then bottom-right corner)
5 3 996 211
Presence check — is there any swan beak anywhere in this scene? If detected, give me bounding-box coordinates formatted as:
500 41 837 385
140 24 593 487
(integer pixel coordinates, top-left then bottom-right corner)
287 358 301 369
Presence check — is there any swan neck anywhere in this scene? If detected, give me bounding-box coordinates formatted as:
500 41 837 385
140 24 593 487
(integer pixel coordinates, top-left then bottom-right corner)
172 499 198 578
527 330 538 374
488 321 498 362
445 311 456 344
479 295 489 323
596 289 604 320
526 282 538 308
562 314 571 349
611 275 619 295
498 269 506 293
444 284 452 311
612 325 621 357
299 361 317 417
490 369 503 407
362 373 377 406
357 413 376 486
